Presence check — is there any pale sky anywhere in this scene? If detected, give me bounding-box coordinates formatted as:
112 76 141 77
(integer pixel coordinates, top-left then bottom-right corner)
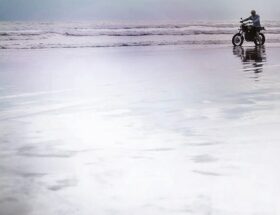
0 0 279 21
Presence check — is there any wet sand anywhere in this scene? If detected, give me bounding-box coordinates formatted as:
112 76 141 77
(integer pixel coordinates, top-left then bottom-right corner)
0 46 280 215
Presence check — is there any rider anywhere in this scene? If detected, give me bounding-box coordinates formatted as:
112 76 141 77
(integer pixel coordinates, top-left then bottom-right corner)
242 10 261 27
241 10 261 42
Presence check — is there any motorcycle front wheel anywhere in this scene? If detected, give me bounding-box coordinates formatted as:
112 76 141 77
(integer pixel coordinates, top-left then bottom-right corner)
232 33 244 46
254 33 265 46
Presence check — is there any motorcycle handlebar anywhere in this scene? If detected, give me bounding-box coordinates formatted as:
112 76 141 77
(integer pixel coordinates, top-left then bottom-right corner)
240 21 253 24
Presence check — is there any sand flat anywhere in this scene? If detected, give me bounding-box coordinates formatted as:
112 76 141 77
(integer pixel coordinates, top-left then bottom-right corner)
0 46 280 215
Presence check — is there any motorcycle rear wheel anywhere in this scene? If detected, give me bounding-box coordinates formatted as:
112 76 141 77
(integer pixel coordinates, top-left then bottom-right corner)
254 33 265 46
232 33 244 46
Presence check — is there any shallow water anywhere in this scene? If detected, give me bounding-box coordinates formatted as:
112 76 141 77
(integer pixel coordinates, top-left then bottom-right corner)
0 46 280 215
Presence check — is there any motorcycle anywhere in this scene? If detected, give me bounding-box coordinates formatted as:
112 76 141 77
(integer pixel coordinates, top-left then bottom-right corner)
232 18 265 46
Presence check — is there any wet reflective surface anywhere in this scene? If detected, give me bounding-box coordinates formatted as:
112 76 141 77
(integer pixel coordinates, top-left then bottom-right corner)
0 47 280 215
233 46 267 78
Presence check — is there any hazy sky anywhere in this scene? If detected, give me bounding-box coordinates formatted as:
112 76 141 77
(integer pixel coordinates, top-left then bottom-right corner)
0 0 279 21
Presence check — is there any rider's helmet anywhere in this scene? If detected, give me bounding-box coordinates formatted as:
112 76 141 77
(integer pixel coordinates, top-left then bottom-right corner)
251 10 256 16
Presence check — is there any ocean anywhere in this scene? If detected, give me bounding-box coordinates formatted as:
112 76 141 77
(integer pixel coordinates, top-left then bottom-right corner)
1 20 280 49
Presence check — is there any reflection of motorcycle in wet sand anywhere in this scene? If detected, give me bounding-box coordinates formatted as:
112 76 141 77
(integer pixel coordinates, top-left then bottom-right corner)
233 46 266 74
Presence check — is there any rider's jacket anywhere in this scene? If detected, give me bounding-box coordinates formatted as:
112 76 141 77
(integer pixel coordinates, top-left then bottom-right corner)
244 15 261 27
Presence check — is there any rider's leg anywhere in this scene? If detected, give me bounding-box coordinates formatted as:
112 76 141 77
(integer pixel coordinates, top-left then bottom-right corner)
254 27 261 43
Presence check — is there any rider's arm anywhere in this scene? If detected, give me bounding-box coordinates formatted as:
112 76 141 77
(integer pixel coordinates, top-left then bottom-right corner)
242 16 252 22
